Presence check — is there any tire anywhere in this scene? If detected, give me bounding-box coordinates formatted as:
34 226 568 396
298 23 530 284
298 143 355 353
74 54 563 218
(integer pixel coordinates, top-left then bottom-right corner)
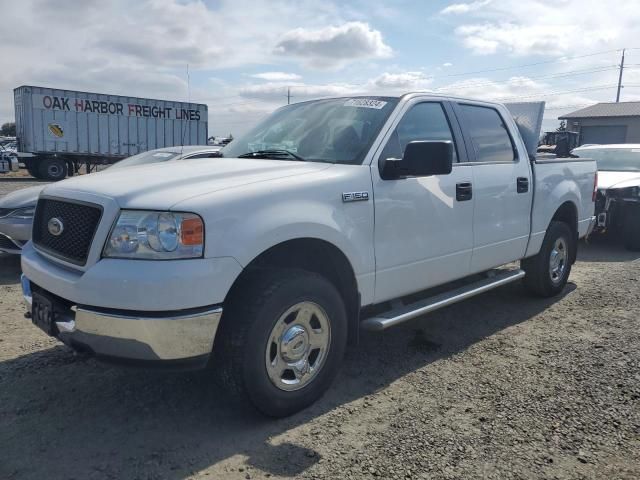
623 204 640 251
522 221 574 297
38 157 67 181
213 269 348 417
25 161 41 179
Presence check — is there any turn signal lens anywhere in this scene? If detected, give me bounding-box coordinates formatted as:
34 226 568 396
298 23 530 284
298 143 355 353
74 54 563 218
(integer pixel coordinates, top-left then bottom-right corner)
181 217 204 246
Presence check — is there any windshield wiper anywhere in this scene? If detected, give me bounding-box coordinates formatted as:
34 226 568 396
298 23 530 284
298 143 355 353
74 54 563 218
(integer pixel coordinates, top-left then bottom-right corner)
237 149 306 161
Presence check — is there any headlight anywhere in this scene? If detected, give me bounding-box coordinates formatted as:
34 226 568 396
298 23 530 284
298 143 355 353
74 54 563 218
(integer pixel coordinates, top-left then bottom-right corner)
5 206 36 219
103 210 204 259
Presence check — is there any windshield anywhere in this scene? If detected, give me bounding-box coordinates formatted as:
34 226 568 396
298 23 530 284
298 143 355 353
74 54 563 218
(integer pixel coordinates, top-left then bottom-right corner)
573 147 640 172
222 97 399 165
110 150 181 170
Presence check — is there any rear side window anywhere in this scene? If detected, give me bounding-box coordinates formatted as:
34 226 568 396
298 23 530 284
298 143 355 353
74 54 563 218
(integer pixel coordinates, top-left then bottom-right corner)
458 104 515 163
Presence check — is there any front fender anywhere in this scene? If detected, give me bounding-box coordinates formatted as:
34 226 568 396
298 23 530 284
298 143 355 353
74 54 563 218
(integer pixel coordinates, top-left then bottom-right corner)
192 167 377 304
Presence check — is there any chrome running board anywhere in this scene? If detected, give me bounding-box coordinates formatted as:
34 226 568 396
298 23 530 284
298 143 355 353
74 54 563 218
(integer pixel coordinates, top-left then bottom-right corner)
361 269 525 332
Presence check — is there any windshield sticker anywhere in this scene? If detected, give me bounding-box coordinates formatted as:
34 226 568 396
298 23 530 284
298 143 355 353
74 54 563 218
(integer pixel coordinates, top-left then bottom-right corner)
343 98 388 109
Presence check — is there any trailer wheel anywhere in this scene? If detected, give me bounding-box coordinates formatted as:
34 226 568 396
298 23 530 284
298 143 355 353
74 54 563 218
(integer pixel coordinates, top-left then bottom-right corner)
623 203 640 251
39 157 68 181
26 162 41 179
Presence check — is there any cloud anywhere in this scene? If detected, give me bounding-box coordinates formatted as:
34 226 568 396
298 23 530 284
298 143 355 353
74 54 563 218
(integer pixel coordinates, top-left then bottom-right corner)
238 82 362 101
372 72 431 89
274 22 392 68
434 75 607 112
455 22 599 56
0 0 353 123
443 62 454 68
250 72 302 81
450 0 636 57
440 0 492 15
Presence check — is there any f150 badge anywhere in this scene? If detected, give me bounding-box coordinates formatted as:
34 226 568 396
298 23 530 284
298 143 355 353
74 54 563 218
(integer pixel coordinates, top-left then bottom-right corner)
342 191 369 202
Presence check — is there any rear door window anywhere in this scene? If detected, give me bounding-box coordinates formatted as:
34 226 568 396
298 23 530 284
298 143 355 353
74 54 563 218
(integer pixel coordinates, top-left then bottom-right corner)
458 104 515 163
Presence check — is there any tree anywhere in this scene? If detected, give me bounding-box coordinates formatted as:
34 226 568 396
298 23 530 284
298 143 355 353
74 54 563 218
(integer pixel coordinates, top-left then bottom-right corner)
1 122 16 136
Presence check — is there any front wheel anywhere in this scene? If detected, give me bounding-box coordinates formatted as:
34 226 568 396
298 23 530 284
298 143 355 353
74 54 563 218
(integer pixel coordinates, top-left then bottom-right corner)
522 221 574 297
213 269 348 417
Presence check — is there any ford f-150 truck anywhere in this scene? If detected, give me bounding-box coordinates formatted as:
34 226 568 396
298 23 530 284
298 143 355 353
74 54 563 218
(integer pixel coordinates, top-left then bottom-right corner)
21 94 597 417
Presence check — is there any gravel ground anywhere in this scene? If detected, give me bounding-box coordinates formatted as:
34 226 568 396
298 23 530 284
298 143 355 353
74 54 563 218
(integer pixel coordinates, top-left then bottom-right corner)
1 179 638 480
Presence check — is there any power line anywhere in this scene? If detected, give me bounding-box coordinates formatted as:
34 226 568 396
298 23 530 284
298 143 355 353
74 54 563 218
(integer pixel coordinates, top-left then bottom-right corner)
428 48 624 79
203 48 640 110
544 104 591 111
434 65 619 91
496 84 619 101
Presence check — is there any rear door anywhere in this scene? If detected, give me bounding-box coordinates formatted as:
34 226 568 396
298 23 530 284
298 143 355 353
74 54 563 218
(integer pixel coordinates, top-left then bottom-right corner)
453 102 533 273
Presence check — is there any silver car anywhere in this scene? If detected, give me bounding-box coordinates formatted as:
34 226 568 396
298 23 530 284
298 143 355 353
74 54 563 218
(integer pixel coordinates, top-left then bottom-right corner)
0 146 221 254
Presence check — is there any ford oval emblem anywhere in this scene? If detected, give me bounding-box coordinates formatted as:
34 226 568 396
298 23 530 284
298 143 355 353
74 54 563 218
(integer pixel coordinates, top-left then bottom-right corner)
47 217 64 236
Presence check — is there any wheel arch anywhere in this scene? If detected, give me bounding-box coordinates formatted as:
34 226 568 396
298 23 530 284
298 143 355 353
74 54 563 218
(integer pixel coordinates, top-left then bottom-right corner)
225 237 361 345
550 201 579 263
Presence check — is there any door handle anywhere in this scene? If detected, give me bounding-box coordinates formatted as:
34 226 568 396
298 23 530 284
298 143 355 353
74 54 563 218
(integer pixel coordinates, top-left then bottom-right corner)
456 182 473 201
517 177 529 193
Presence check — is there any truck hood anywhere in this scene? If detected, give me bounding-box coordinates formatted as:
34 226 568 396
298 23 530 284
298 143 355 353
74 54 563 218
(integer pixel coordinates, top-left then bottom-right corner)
597 171 640 190
42 158 332 209
0 185 46 208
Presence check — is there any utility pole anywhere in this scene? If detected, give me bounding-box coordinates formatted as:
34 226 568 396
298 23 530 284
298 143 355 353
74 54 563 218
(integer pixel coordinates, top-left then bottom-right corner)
616 48 626 102
287 87 291 105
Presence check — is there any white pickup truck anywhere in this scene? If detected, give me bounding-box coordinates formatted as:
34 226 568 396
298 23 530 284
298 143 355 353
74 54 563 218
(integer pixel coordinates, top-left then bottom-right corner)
21 94 597 416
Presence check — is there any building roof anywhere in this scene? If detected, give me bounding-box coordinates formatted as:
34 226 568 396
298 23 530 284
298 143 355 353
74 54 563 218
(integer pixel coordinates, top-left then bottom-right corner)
559 101 640 119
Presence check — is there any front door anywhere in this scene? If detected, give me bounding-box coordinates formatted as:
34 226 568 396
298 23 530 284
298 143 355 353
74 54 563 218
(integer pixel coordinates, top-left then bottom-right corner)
372 100 475 303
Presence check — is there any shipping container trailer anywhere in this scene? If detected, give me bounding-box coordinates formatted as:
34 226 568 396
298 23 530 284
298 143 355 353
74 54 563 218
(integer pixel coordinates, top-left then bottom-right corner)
13 85 208 180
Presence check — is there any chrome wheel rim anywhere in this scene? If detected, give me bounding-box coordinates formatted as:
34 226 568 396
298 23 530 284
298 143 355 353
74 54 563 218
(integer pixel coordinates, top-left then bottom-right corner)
265 301 331 391
549 237 568 284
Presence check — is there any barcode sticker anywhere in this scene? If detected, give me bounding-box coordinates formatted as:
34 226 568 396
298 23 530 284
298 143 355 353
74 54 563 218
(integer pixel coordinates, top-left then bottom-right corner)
343 98 388 109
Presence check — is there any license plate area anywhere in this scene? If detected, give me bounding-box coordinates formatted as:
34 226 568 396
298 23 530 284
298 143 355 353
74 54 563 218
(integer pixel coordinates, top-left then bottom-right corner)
32 291 56 336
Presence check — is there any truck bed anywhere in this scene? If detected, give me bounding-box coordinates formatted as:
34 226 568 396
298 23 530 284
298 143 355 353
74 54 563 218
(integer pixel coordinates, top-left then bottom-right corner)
526 156 597 257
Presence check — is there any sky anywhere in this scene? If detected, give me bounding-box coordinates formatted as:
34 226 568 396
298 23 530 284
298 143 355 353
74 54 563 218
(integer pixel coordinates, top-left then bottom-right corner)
2 0 640 137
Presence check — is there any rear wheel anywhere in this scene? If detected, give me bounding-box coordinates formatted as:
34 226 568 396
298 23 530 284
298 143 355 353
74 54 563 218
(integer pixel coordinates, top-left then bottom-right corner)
213 269 348 417
25 160 42 179
39 157 67 181
623 203 640 251
522 221 574 297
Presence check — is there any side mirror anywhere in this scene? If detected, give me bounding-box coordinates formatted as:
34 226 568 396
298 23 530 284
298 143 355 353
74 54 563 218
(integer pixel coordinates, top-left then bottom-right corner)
381 141 453 179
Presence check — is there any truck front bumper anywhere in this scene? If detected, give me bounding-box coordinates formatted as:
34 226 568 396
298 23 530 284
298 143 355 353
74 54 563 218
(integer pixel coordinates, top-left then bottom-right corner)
22 275 221 367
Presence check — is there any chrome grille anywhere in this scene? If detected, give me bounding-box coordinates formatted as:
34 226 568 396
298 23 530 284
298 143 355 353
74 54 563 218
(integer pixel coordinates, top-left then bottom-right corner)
32 198 103 265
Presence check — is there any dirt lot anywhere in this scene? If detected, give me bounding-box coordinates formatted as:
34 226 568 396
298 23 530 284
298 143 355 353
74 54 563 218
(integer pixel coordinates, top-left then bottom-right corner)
1 179 638 480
